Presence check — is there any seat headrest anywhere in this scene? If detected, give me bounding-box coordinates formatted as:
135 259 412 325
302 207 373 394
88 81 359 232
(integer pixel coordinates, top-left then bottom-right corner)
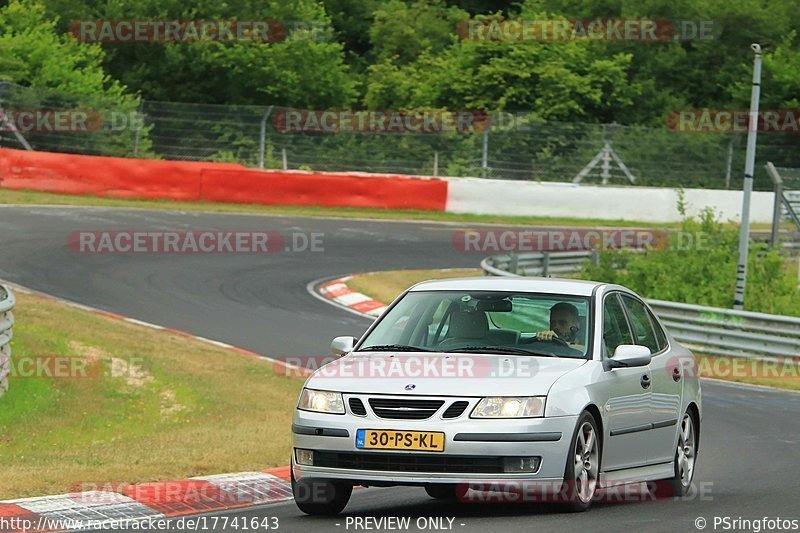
449 309 488 339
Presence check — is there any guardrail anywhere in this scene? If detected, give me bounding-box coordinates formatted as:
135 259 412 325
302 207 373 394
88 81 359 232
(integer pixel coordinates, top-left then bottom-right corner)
0 284 15 397
648 300 800 361
481 252 800 361
480 251 598 277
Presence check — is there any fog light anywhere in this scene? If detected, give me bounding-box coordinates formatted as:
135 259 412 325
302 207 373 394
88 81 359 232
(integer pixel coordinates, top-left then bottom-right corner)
295 449 314 466
503 456 540 473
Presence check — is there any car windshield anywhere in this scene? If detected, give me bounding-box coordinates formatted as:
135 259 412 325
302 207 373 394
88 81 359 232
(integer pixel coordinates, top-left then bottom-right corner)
357 290 591 359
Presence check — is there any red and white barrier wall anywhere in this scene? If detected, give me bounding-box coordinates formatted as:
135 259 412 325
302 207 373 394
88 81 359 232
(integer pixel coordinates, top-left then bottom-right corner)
0 148 774 223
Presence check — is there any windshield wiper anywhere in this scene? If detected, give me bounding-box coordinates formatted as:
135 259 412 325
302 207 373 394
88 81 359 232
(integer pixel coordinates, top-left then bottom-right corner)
445 345 556 357
358 344 433 352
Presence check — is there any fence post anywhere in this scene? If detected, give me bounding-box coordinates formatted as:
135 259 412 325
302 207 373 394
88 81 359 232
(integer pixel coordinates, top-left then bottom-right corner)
433 151 439 177
725 136 734 189
766 162 783 247
132 99 144 157
258 105 274 170
542 252 550 277
481 129 489 177
591 249 600 267
771 170 783 247
509 254 518 275
281 148 288 170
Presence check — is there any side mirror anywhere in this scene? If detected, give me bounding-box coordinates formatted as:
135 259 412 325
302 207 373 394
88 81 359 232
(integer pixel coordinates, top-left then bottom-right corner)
331 336 356 357
608 345 651 368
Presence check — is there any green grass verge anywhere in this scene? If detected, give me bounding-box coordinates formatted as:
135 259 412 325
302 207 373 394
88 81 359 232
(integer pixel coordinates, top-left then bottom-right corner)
0 291 303 499
696 355 799 391
346 269 800 391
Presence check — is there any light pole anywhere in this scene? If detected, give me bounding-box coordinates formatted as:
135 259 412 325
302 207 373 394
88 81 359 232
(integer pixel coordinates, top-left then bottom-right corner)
733 44 763 310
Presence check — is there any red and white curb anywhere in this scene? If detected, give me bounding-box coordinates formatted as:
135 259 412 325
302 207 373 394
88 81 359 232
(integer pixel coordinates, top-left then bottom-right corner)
0 468 292 532
316 276 387 318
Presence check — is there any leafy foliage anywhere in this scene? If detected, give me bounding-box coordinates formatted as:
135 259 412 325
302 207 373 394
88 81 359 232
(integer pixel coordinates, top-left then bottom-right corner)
582 209 800 315
2 0 799 177
30 0 356 107
0 0 129 101
0 0 143 156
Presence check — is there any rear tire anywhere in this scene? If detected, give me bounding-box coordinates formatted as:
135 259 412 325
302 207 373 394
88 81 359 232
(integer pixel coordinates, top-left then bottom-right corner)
666 410 698 497
291 468 352 516
558 411 601 512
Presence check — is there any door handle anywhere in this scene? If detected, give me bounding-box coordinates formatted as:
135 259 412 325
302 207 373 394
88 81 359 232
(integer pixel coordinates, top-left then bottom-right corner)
672 367 682 382
640 374 651 389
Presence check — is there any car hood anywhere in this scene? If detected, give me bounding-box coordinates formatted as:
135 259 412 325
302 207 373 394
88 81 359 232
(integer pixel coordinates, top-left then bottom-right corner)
304 351 587 397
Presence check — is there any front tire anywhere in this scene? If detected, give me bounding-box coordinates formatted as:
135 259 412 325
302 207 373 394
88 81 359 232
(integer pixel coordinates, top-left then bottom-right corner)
291 468 352 515
559 412 600 512
666 410 698 497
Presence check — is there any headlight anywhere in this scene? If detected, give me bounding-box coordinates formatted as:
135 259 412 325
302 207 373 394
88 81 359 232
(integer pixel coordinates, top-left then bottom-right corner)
470 396 545 418
297 388 345 414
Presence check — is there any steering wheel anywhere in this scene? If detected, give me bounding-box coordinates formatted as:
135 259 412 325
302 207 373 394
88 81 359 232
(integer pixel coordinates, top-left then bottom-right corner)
526 332 570 347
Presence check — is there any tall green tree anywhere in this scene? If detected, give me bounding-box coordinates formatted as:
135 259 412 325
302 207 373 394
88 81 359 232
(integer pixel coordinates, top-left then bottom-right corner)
0 0 144 156
38 0 357 107
0 0 131 102
364 2 642 120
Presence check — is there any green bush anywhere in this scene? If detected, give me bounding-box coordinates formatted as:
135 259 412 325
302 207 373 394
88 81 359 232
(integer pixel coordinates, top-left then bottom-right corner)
582 209 800 316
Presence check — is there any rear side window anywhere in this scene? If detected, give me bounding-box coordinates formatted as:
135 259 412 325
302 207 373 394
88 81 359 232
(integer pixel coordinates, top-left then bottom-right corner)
603 294 633 357
620 295 660 354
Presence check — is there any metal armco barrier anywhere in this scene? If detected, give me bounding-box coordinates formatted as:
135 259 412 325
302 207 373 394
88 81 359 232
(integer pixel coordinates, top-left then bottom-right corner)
481 252 800 361
647 300 800 361
0 284 15 397
480 251 598 277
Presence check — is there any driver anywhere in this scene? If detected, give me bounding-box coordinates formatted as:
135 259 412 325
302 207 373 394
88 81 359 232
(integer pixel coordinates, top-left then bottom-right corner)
534 302 584 349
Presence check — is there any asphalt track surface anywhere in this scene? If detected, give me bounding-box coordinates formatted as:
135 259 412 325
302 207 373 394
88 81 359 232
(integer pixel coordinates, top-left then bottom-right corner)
0 205 797 533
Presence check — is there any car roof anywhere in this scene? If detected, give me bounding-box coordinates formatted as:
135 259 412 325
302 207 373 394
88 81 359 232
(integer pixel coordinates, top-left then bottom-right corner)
408 276 604 297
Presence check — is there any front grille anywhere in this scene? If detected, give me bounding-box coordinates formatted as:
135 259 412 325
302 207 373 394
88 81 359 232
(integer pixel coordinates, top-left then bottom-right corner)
349 398 367 416
442 401 469 419
368 398 445 420
313 451 505 473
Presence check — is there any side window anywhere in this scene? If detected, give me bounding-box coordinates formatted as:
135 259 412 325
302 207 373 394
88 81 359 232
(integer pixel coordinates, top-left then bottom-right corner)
647 308 669 351
621 295 660 353
603 294 633 357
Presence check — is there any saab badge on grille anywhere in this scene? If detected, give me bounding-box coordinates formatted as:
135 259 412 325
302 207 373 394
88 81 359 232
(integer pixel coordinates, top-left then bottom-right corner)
404 384 416 391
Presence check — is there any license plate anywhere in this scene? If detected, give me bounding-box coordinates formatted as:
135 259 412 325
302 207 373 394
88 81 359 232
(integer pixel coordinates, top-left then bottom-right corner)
356 429 445 452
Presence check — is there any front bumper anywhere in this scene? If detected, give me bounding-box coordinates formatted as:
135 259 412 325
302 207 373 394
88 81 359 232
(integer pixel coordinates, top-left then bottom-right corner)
291 408 578 485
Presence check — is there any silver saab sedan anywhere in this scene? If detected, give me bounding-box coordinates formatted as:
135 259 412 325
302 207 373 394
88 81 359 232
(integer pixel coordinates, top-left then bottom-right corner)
291 277 701 514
